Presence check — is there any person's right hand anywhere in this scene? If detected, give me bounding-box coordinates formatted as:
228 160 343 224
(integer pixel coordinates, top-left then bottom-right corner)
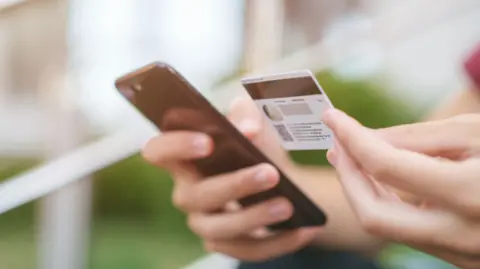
324 110 480 269
142 97 320 261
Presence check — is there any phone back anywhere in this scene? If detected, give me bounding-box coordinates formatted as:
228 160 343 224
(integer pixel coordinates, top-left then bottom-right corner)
115 62 327 229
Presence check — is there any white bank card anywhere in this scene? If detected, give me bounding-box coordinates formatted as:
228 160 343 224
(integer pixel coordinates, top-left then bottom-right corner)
242 70 334 151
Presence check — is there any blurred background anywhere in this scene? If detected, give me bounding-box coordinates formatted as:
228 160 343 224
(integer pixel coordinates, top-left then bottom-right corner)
0 0 479 268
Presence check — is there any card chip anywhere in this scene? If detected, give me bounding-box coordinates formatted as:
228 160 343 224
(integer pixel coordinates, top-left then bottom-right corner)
277 103 313 116
274 124 295 142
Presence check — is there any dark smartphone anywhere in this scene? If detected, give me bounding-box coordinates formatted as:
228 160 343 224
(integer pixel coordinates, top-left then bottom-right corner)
115 62 327 229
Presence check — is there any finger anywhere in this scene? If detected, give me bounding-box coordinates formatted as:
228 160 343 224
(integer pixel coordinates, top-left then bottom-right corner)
228 96 290 167
249 227 275 239
334 143 452 244
142 132 213 166
370 178 402 202
228 96 263 137
331 141 393 200
188 198 293 240
224 201 242 212
172 163 280 212
323 108 467 201
330 142 420 205
205 228 320 262
169 162 201 184
223 205 273 239
377 114 480 158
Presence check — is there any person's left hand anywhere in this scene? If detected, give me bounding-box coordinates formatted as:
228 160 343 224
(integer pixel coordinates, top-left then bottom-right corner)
323 109 480 269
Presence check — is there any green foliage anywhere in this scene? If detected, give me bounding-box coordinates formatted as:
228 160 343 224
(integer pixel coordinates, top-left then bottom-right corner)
316 72 416 127
92 154 190 232
0 158 39 229
90 221 204 269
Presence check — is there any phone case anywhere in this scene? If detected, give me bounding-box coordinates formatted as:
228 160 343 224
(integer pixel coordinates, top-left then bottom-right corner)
115 62 327 229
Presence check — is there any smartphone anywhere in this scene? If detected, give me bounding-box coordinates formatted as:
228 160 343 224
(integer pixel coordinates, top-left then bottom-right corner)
115 62 327 230
241 70 334 151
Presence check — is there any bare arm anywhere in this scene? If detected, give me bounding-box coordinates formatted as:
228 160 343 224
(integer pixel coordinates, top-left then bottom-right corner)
424 89 480 120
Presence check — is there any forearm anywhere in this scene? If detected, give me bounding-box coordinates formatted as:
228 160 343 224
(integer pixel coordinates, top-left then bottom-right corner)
424 89 480 121
427 42 480 120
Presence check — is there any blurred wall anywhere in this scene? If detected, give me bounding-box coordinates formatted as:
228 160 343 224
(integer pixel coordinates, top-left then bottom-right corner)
0 0 68 157
68 0 245 132
0 0 67 101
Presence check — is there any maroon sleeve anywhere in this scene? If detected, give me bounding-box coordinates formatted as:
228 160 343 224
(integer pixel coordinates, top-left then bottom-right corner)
464 43 480 90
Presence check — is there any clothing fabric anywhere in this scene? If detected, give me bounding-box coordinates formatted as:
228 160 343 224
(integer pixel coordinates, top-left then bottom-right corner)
238 247 380 269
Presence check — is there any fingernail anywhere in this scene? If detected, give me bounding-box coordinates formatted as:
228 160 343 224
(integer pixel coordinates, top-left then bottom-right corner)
237 119 260 133
322 108 337 124
269 202 291 220
253 165 277 188
300 228 321 240
327 149 337 166
192 135 210 155
322 108 346 129
229 96 245 111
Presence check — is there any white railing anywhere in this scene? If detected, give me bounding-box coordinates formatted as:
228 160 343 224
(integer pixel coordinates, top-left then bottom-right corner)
0 0 26 11
0 128 155 214
0 1 478 268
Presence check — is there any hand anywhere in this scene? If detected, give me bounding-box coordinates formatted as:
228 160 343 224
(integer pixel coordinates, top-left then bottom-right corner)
324 109 480 269
142 97 320 261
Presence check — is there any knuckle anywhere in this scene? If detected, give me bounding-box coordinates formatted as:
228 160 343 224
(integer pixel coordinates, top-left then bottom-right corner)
226 165 267 195
203 241 216 253
187 215 220 240
444 235 480 258
457 193 480 218
459 241 480 257
358 210 383 235
172 187 191 211
368 161 392 180
198 225 217 239
336 128 351 145
141 138 160 163
187 215 209 238
186 215 200 234
242 251 269 262
208 173 248 203
232 168 252 189
196 225 216 240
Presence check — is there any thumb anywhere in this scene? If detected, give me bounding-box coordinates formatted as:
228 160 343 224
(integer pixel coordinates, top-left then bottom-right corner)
227 96 292 168
228 96 263 138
